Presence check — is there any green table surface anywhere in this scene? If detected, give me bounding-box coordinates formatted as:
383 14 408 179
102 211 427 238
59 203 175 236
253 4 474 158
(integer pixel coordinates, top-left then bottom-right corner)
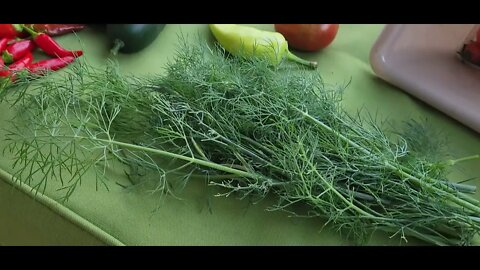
1 24 480 246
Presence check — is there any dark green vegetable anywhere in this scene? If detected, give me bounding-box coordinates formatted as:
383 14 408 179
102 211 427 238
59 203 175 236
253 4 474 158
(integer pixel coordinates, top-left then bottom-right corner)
106 24 165 54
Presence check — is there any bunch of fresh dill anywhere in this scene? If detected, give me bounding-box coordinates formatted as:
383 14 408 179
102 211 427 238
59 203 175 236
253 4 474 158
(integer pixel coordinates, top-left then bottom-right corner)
1 38 480 246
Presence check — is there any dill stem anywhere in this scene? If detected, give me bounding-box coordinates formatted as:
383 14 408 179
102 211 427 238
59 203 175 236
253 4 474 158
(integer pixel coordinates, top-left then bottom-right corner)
381 226 452 246
447 182 476 194
296 108 480 215
398 164 480 206
94 137 258 179
448 154 480 166
183 173 241 181
299 143 383 220
42 134 267 182
316 175 376 219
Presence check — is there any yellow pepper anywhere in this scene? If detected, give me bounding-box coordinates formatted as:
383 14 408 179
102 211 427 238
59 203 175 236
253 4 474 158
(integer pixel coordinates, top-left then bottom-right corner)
209 24 317 69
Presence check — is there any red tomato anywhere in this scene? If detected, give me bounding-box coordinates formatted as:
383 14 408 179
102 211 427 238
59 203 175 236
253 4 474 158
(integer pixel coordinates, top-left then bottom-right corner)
274 24 339 52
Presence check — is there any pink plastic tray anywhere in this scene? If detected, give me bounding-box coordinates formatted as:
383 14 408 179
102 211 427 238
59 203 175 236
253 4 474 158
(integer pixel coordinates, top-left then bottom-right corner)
370 24 480 133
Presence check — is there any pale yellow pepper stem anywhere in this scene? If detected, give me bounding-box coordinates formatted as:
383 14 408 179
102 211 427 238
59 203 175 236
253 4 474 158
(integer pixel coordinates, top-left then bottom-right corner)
287 51 318 69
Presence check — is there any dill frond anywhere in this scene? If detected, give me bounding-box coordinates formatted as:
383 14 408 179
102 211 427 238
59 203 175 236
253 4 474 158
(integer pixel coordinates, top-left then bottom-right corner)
1 36 479 246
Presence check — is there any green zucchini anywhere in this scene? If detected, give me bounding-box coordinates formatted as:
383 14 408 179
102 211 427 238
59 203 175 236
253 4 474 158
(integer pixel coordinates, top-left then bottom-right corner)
106 24 166 54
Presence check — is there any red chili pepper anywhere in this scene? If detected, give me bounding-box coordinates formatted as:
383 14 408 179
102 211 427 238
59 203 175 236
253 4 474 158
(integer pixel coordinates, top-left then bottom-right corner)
0 37 13 52
0 58 14 81
0 24 24 38
9 51 33 71
0 57 9 77
28 56 76 74
0 52 34 82
23 26 83 58
2 39 36 64
0 72 7 78
24 24 86 36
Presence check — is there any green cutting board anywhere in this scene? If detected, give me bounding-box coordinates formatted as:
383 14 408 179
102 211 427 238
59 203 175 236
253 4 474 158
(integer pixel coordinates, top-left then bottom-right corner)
1 24 479 245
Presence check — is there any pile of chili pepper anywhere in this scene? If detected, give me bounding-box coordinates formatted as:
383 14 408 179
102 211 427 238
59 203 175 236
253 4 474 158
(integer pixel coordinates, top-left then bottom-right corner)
0 24 84 82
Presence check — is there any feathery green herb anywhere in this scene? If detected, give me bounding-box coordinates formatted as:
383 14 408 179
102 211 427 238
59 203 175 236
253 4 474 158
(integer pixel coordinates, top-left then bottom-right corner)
1 37 480 245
